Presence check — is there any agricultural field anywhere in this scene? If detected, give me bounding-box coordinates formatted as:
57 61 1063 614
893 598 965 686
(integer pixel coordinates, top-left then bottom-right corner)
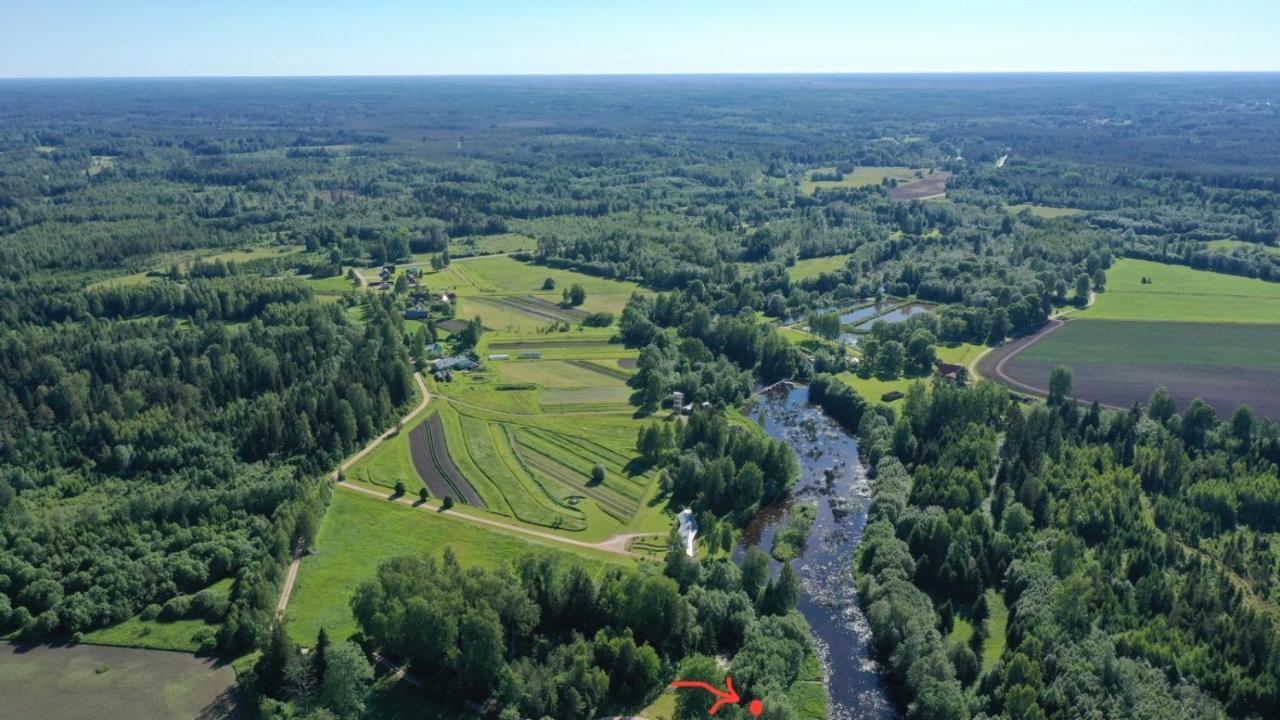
995 319 1280 420
343 325 670 545
788 253 852 282
0 642 244 720
888 170 951 201
1081 258 1280 323
284 490 633 644
799 165 925 195
984 259 1280 420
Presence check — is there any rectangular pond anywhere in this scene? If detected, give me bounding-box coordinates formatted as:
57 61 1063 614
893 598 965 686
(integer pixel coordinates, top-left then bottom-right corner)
855 302 932 329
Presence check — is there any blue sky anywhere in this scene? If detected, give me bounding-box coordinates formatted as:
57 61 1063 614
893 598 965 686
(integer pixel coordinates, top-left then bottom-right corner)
1 0 1277 77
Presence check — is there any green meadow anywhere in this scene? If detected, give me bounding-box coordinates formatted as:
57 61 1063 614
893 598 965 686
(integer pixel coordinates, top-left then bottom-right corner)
1083 258 1280 323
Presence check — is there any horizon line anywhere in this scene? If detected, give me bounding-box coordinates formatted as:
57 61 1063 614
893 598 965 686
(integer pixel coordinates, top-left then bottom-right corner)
3 69 1280 81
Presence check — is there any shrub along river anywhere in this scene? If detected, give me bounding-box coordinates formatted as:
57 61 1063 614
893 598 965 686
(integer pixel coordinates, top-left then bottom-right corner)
741 384 896 720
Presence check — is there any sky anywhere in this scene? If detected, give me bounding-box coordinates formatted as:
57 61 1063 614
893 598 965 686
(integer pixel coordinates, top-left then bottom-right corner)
1 0 1277 78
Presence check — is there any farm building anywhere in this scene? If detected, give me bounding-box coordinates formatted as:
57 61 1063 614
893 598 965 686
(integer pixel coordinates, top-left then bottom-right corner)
430 355 479 379
934 361 964 382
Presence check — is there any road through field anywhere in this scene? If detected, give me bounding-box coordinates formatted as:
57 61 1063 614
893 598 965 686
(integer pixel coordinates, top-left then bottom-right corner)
336 481 654 556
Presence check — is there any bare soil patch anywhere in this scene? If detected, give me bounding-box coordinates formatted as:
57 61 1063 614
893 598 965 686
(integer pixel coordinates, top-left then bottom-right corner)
408 414 486 506
0 642 245 720
890 171 951 200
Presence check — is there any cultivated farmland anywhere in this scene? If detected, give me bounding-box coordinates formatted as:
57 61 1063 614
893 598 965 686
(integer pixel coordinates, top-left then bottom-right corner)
991 319 1280 421
982 259 1280 420
407 414 485 506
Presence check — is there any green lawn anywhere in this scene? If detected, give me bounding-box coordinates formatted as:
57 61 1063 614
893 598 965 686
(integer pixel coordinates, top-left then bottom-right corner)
285 489 633 645
1083 259 1280 324
788 254 852 282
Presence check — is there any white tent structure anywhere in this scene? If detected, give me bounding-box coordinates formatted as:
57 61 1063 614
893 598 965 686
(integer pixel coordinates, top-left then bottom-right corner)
676 508 698 558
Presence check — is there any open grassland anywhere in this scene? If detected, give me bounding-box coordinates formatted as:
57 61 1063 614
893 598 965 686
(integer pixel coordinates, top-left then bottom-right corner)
1001 319 1280 421
800 166 924 195
1083 259 1280 323
284 490 632 644
1005 203 1084 219
0 642 244 720
1205 238 1280 256
788 253 852 282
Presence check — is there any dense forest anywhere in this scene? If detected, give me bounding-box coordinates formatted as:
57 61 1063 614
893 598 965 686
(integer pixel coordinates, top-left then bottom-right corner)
852 375 1280 719
3 74 1280 718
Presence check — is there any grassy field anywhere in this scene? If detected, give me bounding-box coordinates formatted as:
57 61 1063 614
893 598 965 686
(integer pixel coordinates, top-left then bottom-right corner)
835 373 925 408
0 642 243 720
1083 259 1280 323
1205 238 1280 256
800 166 924 195
285 489 634 644
935 342 986 367
788 254 853 282
450 232 538 256
82 578 233 653
1005 203 1084 219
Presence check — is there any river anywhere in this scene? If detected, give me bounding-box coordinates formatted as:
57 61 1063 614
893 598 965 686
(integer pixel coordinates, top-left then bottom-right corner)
740 384 896 720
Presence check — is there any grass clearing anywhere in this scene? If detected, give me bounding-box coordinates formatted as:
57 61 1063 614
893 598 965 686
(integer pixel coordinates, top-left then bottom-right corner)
981 590 1008 673
788 253 852 282
800 166 924 195
1006 203 1084 219
82 578 233 653
836 372 927 407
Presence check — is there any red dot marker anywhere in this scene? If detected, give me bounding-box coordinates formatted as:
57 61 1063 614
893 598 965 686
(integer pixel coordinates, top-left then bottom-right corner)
748 699 764 717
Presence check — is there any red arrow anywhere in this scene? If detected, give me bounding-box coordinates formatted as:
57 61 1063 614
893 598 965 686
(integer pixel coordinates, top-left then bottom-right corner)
671 674 741 715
